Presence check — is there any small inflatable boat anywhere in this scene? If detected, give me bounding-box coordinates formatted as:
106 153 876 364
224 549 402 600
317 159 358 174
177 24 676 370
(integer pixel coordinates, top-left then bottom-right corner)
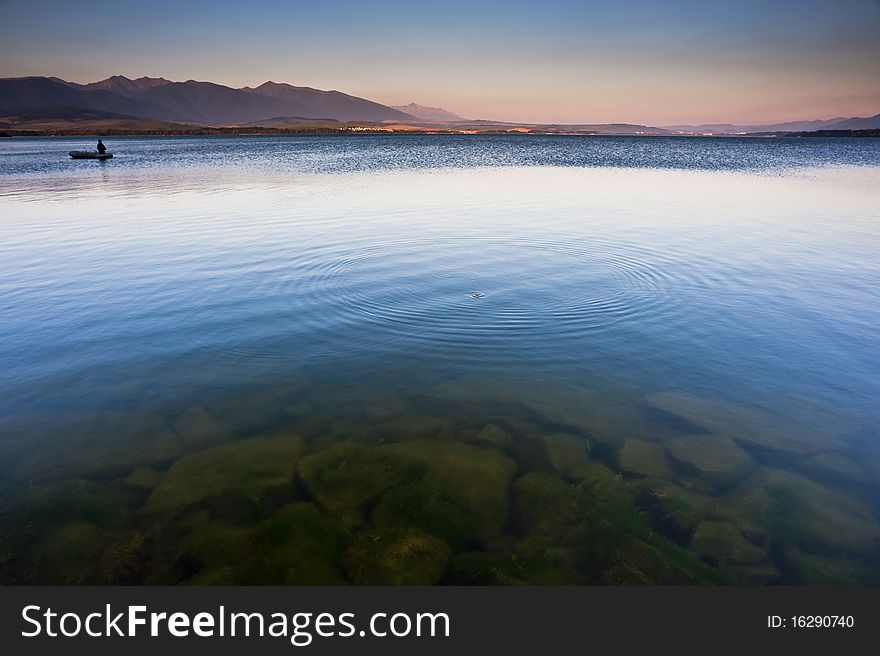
69 151 113 160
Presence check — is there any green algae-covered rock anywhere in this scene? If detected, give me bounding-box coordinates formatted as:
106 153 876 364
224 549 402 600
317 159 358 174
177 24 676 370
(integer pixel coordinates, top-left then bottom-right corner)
727 561 782 585
722 468 880 556
511 434 554 473
664 434 752 487
472 423 514 449
175 519 255 575
380 440 517 542
124 466 164 490
184 567 237 585
450 537 579 585
242 503 350 584
634 479 717 544
297 442 424 520
139 509 256 584
453 459 727 585
372 481 475 551
778 548 880 585
20 521 144 585
448 551 511 584
573 463 726 584
344 528 451 585
146 435 305 515
593 534 719 585
617 439 673 479
542 432 591 479
0 479 142 583
690 520 767 565
509 472 584 543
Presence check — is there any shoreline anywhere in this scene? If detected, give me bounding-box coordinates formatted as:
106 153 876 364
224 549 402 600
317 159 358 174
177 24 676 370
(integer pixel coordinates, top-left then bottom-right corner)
3 128 878 138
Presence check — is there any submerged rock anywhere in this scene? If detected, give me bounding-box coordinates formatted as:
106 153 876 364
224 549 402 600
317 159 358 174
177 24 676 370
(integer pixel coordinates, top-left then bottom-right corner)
647 391 837 454
30 522 144 585
12 411 181 481
146 434 305 515
374 415 455 442
634 479 717 543
802 451 869 485
726 561 782 585
779 548 880 585
472 423 514 449
664 434 752 487
123 467 164 490
593 537 719 585
241 503 350 585
450 537 580 585
509 472 584 543
722 468 880 557
379 440 517 542
297 442 424 520
0 479 143 584
175 518 255 578
617 439 673 479
372 480 475 550
511 434 554 473
344 528 451 585
173 406 237 451
542 432 591 479
690 520 767 565
0 483 145 585
428 377 626 448
208 379 310 434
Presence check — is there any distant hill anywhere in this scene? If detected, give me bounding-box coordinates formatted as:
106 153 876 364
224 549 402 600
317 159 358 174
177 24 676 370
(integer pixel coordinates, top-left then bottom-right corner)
0 75 415 125
240 116 341 128
665 114 880 134
391 103 464 121
0 105 140 122
824 114 880 130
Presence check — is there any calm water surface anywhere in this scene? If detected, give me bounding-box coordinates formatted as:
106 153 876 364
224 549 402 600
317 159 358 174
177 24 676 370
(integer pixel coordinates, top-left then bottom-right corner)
1 135 879 584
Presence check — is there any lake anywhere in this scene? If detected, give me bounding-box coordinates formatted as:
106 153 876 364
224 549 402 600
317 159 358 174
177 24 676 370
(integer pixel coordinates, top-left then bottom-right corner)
1 134 879 584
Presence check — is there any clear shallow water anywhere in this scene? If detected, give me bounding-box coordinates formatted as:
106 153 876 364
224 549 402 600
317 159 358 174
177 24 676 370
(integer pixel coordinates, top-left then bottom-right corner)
1 135 879 585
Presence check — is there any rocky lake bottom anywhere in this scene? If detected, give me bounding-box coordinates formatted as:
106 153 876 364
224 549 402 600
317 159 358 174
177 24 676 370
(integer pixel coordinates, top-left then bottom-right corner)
1 136 879 584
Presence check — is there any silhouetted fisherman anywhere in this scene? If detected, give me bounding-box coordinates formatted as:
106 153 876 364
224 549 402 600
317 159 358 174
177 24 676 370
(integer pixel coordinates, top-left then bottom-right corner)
97 138 106 154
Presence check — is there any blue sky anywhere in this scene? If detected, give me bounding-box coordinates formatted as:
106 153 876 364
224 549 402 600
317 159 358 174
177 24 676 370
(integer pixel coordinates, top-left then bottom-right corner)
1 0 878 124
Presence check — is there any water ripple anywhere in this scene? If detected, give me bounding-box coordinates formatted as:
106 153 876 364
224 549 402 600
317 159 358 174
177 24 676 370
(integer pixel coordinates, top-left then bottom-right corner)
183 235 696 362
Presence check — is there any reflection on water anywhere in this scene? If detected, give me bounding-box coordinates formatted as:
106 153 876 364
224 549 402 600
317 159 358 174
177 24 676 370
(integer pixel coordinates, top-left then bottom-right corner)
0 136 879 584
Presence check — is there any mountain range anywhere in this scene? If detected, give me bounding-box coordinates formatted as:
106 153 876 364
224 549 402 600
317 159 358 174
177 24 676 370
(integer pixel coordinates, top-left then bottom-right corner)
0 75 417 125
664 115 880 134
1 75 878 134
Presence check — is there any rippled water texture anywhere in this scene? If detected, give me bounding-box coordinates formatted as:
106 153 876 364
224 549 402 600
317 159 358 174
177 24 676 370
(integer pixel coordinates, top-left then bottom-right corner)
1 135 879 585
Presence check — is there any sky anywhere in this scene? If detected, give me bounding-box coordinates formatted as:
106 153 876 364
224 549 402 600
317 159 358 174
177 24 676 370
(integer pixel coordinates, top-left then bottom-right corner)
1 0 879 125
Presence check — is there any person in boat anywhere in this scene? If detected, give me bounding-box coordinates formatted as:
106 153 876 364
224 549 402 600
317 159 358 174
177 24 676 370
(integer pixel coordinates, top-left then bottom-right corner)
97 139 106 154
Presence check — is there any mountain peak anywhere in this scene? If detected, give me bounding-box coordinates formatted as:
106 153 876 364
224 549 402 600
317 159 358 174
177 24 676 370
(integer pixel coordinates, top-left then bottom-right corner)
86 75 173 96
391 102 464 122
